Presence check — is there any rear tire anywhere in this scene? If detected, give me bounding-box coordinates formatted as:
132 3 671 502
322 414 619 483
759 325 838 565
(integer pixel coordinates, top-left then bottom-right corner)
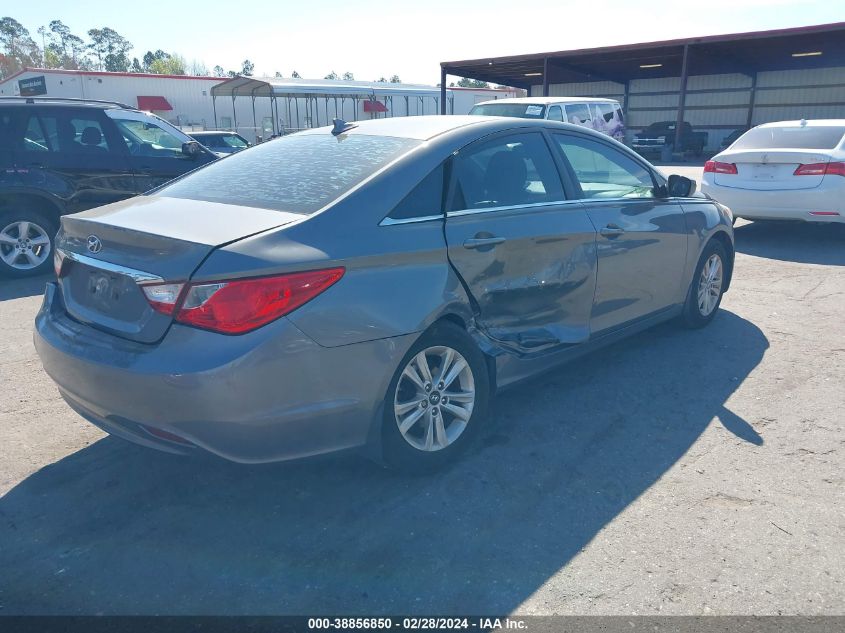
681 240 728 329
0 209 57 278
382 322 490 474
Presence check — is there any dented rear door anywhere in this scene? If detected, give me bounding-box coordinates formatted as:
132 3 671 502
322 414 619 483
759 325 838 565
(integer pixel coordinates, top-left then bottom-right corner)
444 130 597 355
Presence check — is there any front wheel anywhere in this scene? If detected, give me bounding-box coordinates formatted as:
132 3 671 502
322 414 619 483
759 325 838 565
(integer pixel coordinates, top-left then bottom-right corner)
681 240 728 328
382 322 490 474
0 210 57 278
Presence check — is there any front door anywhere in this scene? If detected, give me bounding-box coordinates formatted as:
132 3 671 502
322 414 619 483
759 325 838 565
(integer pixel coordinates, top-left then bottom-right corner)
551 132 689 333
444 131 597 355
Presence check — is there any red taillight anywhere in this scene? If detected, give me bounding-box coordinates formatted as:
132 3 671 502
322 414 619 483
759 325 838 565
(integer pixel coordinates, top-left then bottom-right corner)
704 160 738 175
794 161 845 177
144 268 344 335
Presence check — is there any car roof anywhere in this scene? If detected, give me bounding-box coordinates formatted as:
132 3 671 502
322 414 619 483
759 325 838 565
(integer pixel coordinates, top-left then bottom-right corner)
296 114 617 143
0 96 136 110
473 96 620 106
756 119 845 128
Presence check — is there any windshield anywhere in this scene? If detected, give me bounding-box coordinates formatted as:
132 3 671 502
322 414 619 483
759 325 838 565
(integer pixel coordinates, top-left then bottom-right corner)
731 125 845 150
157 132 421 214
469 103 547 119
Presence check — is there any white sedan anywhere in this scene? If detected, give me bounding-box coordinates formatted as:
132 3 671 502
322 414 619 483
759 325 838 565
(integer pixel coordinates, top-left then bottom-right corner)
701 120 845 223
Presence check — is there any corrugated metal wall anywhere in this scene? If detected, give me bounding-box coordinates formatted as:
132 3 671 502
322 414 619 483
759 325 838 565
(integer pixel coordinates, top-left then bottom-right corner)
532 66 845 150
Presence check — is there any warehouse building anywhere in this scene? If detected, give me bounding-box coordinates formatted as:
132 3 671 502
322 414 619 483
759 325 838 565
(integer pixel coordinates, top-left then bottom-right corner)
439 22 845 151
0 69 518 142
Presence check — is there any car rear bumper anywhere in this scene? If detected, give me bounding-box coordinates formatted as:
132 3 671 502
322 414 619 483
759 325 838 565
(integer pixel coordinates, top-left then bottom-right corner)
701 180 845 222
34 282 415 463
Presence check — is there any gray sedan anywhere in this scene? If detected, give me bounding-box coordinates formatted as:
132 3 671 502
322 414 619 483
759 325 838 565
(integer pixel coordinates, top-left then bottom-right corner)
35 115 734 473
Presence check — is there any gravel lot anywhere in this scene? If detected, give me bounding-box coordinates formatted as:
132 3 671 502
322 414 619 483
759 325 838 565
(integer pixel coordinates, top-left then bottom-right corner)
1 172 843 615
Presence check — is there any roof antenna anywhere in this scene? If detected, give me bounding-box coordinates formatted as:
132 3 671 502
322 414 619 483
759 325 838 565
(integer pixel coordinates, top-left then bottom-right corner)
331 118 358 136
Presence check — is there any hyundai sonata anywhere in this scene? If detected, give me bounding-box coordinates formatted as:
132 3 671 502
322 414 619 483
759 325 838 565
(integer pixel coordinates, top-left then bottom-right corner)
35 115 734 472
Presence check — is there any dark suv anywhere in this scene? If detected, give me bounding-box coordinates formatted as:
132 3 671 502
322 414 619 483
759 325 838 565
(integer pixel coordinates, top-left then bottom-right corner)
0 97 216 278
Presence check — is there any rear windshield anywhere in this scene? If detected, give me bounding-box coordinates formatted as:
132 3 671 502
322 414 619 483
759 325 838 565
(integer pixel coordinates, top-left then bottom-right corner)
732 125 845 150
158 132 420 214
469 103 546 119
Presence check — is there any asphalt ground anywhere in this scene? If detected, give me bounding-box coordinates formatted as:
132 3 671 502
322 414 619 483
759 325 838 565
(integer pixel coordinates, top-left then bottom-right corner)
0 168 843 615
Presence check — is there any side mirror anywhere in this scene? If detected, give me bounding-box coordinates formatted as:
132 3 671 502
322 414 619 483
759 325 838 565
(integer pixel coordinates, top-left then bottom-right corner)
667 174 696 198
182 141 202 158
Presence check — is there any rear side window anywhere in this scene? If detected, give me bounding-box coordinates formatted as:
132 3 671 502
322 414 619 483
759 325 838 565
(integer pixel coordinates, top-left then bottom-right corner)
36 111 118 154
389 163 446 220
449 133 564 211
597 103 616 123
159 133 421 214
554 134 655 199
731 125 845 150
565 104 591 125
547 105 564 122
22 115 51 152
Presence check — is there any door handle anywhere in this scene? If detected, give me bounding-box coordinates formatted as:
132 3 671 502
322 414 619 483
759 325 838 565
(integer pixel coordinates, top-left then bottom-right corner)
600 225 625 237
463 236 506 249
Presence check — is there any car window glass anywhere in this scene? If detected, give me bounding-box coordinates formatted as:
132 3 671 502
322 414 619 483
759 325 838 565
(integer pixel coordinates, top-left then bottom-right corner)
598 103 616 123
731 125 845 150
389 162 445 220
614 105 624 123
112 117 185 158
197 135 224 148
159 133 420 214
547 105 564 122
35 112 115 154
449 133 564 211
22 115 51 152
222 134 248 148
565 104 591 125
555 134 655 199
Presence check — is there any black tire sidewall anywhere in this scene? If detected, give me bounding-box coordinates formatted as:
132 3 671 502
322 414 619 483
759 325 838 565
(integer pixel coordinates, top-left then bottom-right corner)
0 209 58 278
683 240 728 328
382 323 490 474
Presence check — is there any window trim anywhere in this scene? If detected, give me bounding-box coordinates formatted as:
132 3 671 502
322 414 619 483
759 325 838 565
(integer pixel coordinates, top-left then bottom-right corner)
446 199 583 219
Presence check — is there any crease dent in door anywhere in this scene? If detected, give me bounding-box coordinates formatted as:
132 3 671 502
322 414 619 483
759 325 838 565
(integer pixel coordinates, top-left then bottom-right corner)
451 240 597 358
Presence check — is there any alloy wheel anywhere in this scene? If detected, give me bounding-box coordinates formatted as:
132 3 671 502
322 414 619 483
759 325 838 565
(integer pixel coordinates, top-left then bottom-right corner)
393 345 476 452
0 220 52 271
697 253 723 317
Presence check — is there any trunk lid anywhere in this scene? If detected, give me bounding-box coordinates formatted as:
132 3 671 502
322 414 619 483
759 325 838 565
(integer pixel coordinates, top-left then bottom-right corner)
714 150 832 190
57 195 300 343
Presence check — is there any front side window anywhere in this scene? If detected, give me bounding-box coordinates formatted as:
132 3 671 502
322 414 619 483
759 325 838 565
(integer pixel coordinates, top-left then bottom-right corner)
555 134 655 199
221 134 249 149
547 105 564 122
565 104 591 125
22 115 51 152
598 103 616 123
112 117 186 158
159 132 420 214
449 133 564 211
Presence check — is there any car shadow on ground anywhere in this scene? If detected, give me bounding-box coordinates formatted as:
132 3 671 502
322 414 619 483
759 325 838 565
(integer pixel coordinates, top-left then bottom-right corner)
0 311 767 615
0 274 51 301
734 221 845 266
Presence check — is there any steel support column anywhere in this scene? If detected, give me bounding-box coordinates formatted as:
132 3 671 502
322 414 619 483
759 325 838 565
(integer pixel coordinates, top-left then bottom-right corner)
542 57 550 97
440 67 447 114
746 72 758 129
212 95 218 129
674 44 691 154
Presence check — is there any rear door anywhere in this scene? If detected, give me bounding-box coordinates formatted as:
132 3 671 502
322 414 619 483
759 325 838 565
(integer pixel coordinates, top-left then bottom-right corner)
444 130 597 354
16 106 136 212
551 132 688 333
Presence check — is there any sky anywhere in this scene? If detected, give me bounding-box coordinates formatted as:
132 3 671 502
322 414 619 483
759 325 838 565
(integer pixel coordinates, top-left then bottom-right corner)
8 0 845 84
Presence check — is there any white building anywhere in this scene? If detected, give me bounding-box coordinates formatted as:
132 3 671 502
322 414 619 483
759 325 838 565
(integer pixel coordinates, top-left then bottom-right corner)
0 68 519 143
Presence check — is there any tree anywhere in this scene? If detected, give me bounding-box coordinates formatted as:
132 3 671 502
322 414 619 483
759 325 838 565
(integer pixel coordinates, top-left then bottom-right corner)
389 74 401 83
87 27 132 72
0 17 41 77
227 70 237 78
241 59 254 76
376 77 387 83
149 52 185 75
274 71 283 78
291 70 301 78
324 70 338 80
213 65 226 77
130 57 143 73
456 77 490 88
342 71 354 80
188 60 208 76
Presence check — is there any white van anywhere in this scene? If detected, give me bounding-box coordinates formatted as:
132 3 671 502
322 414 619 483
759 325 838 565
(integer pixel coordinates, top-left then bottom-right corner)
469 97 626 142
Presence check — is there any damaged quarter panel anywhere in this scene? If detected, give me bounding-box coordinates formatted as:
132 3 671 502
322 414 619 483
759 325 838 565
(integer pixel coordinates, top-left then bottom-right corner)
680 196 735 291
